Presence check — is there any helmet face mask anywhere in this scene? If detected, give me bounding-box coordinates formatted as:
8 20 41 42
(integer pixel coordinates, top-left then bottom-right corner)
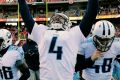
0 29 12 51
49 13 72 31
0 38 4 49
92 20 116 52
93 35 114 52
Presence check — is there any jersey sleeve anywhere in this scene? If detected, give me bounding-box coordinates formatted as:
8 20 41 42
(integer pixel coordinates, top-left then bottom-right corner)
16 50 25 66
69 26 86 46
114 41 120 55
113 59 120 80
18 47 24 55
16 51 24 61
8 46 24 61
30 22 48 44
78 43 85 55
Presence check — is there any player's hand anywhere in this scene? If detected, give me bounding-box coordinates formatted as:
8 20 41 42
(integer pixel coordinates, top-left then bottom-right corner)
91 50 103 61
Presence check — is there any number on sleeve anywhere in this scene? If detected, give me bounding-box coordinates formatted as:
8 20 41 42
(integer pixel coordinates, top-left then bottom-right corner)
49 37 63 60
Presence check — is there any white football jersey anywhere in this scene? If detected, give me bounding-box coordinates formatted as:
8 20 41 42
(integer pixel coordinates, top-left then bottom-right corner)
30 22 86 80
0 45 24 80
79 37 120 80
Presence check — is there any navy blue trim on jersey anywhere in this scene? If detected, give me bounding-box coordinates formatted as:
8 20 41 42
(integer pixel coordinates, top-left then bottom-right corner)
80 0 99 37
18 0 35 34
102 22 105 35
0 47 9 57
75 54 95 72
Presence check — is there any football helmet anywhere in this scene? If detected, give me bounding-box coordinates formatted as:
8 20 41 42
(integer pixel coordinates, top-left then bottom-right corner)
0 29 13 51
48 13 72 31
92 20 116 52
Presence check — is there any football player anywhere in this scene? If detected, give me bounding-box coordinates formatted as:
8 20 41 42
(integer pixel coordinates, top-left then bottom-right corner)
18 0 99 80
22 36 39 80
77 20 120 80
0 29 30 80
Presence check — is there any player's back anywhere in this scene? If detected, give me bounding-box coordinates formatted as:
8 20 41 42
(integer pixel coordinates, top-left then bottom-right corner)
80 38 120 80
0 45 23 80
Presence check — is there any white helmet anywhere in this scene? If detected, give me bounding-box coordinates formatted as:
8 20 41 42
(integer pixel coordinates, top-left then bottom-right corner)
49 13 72 31
92 20 116 52
0 29 13 51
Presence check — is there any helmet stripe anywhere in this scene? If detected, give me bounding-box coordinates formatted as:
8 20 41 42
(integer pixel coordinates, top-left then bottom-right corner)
102 22 105 35
107 22 110 35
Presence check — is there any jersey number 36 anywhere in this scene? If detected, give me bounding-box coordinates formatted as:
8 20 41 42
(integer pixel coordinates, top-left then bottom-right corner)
0 66 13 79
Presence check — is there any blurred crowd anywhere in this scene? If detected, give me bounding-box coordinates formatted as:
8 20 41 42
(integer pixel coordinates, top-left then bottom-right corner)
0 0 68 3
99 6 120 15
0 3 120 19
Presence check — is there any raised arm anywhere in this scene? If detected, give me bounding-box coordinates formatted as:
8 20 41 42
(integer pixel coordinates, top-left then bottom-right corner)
79 0 99 37
18 0 35 34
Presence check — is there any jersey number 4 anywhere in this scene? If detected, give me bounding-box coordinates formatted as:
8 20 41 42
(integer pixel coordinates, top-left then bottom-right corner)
0 66 13 79
49 37 63 60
